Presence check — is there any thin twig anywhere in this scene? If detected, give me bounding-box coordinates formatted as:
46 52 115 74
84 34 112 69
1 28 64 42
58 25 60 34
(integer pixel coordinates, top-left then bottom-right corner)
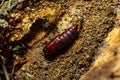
1 63 9 80
0 0 4 7
0 56 9 80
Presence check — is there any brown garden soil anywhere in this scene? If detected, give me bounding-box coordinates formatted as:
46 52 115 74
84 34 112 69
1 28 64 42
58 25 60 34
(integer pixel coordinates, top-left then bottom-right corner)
0 0 117 80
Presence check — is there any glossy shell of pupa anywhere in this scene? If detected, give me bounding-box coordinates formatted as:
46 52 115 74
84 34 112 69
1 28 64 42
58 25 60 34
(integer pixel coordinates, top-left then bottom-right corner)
43 25 78 55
